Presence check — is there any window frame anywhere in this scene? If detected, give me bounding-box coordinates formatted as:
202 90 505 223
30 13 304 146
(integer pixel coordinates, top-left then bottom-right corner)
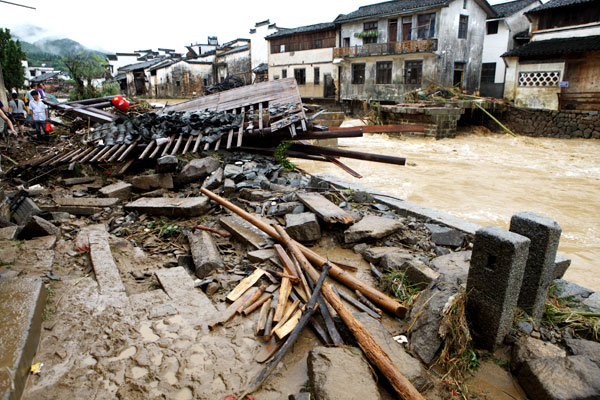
294 68 306 85
487 20 499 35
376 61 392 84
314 67 320 85
363 21 378 44
481 63 496 84
282 69 287 79
417 13 436 39
404 60 423 84
458 15 469 39
352 63 366 84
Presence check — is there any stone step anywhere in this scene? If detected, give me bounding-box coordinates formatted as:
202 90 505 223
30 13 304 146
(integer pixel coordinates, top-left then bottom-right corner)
125 197 209 217
0 277 47 400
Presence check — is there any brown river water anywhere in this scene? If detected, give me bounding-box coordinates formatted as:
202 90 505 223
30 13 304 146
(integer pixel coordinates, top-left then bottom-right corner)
295 127 600 292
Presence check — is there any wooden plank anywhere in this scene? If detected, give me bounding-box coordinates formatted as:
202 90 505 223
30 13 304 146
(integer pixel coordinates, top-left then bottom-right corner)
243 292 273 316
161 135 176 156
333 286 381 320
258 103 263 131
192 135 203 153
296 192 355 225
108 144 127 162
256 298 272 336
355 289 383 316
290 124 297 137
237 107 245 147
226 268 266 302
263 290 279 339
305 271 344 346
117 158 135 175
209 287 259 330
71 147 95 163
149 141 163 158
139 141 155 160
274 308 302 340
117 143 137 162
255 337 283 363
182 135 193 154
80 147 101 163
226 109 236 149
273 278 292 322
89 146 111 162
99 145 120 162
270 299 300 336
171 135 184 155
301 119 307 131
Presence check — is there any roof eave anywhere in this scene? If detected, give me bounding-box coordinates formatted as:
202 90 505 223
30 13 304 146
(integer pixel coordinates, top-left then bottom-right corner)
335 2 451 25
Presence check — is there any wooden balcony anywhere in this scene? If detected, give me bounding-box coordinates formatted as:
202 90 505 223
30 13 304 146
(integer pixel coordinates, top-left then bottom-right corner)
333 39 438 58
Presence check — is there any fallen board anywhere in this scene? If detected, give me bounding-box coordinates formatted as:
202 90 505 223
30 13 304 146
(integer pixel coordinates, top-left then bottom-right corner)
219 214 275 249
55 197 121 207
296 192 355 225
125 197 210 217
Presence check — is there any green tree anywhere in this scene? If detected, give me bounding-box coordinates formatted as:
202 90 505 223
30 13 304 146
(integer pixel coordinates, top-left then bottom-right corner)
0 28 26 89
62 52 109 100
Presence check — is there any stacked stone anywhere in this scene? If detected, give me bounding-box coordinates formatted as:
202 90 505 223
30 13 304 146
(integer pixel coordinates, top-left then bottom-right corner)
503 107 600 139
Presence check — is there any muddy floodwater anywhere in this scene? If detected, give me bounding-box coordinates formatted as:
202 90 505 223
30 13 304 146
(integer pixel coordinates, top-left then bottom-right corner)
295 128 600 292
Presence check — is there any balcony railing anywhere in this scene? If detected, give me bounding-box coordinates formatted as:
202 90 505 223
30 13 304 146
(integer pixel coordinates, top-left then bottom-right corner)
333 39 438 58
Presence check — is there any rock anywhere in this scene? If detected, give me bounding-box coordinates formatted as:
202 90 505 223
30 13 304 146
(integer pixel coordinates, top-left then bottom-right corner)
285 212 321 242
582 293 600 313
202 167 223 190
239 188 274 202
400 260 440 287
360 246 410 265
0 225 19 240
553 279 593 302
289 393 311 400
18 216 60 239
130 174 173 191
205 282 219 296
223 164 243 179
187 230 224 278
307 346 381 400
519 355 600 400
63 177 96 186
354 312 429 390
408 282 460 365
353 243 369 254
219 179 234 197
553 254 571 279
564 338 600 362
425 224 465 247
267 202 302 217
177 157 220 184
380 251 416 270
344 216 402 243
156 155 178 173
125 197 210 217
515 321 533 335
511 337 567 372
349 190 372 203
430 251 471 286
99 181 132 200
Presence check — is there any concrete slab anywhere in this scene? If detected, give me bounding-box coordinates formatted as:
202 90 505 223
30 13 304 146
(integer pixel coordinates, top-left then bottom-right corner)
155 267 216 319
219 214 274 249
84 225 127 296
0 226 19 240
40 205 102 216
54 197 120 207
297 192 355 225
99 181 132 200
62 177 96 186
344 215 402 243
125 197 210 217
0 278 47 400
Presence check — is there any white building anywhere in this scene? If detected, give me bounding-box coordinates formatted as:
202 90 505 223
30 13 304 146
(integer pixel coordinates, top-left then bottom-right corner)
106 53 141 76
249 20 282 82
480 0 540 97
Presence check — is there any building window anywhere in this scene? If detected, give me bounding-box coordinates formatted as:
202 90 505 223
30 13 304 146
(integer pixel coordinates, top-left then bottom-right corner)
402 17 412 40
280 44 285 53
376 61 392 84
282 69 287 78
314 67 320 85
481 63 496 84
314 39 323 49
352 63 365 84
458 15 469 38
343 37 350 47
294 68 306 85
405 60 422 84
417 13 436 38
518 71 561 87
363 21 378 44
463 0 468 8
487 20 499 35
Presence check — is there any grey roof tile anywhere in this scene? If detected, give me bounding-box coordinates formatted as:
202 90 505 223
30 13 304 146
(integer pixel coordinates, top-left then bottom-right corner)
334 0 451 23
492 0 539 17
502 35 600 56
527 0 599 13
265 22 336 39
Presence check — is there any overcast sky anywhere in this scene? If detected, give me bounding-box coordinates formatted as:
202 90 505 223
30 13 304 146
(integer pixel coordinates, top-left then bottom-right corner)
0 0 534 54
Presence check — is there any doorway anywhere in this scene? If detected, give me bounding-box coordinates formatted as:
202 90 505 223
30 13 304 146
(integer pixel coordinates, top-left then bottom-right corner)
453 62 465 88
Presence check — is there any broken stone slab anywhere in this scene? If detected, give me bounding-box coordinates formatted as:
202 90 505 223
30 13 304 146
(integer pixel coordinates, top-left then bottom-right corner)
511 337 567 373
344 215 402 244
518 355 600 400
40 205 102 216
267 201 302 217
130 173 174 191
583 292 600 313
202 167 223 190
155 155 178 173
360 246 412 266
125 197 209 218
564 338 600 362
431 250 471 286
239 188 274 202
553 254 571 279
223 179 235 197
399 260 440 287
354 312 429 390
296 192 355 225
99 181 132 200
13 197 41 225
308 346 381 400
247 248 277 263
0 225 19 240
177 157 220 185
285 212 322 242
425 223 465 247
155 267 216 318
187 230 224 278
223 164 243 180
62 176 96 186
408 282 460 365
552 279 593 302
84 224 127 296
219 214 274 249
17 215 60 240
54 197 121 207
0 277 47 400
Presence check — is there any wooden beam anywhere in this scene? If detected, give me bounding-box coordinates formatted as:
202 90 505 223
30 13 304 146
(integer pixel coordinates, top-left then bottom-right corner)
226 268 266 302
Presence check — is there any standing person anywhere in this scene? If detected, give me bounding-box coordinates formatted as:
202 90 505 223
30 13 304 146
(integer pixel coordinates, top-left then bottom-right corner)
8 92 26 138
37 82 46 99
28 90 48 139
0 106 17 138
25 84 35 127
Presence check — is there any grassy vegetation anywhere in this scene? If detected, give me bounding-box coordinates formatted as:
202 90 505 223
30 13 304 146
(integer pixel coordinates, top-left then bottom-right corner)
380 270 422 305
274 141 297 171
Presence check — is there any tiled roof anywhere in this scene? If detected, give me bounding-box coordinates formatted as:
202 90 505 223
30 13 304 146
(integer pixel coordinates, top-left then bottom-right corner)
334 0 450 23
30 72 61 82
118 58 165 72
514 29 530 39
527 0 599 13
492 0 539 17
265 22 335 39
217 45 249 57
502 35 600 56
146 59 177 72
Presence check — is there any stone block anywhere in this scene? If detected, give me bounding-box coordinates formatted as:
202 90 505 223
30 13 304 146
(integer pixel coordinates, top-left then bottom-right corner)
466 226 530 350
202 167 223 190
62 176 96 186
553 254 571 279
155 155 178 173
55 197 120 207
431 251 471 286
187 230 224 278
583 292 600 313
425 223 465 247
510 212 561 319
0 278 47 400
125 197 210 217
99 181 132 200
130 173 173 191
223 164 243 179
0 226 19 240
519 355 600 400
564 338 600 362
177 157 220 185
344 215 402 243
308 346 381 400
400 260 440 287
219 214 274 249
285 212 321 242
289 393 311 400
13 197 41 225
223 179 235 197
18 216 60 239
511 337 567 372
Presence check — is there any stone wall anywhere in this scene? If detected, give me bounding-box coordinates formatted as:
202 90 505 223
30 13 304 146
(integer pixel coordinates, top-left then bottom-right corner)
501 106 600 139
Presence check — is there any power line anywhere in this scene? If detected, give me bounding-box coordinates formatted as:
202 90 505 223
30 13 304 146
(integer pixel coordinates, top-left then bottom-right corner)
0 0 36 10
